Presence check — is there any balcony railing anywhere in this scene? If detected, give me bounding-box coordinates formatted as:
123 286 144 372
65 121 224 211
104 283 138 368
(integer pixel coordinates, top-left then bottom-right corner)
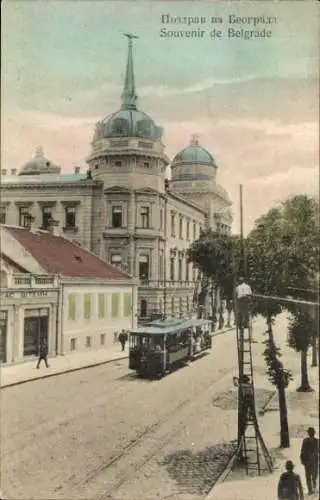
139 280 195 289
12 275 57 288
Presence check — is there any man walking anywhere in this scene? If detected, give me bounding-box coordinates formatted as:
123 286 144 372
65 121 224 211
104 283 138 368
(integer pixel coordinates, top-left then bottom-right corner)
36 339 49 369
300 427 319 495
277 460 304 499
118 330 128 351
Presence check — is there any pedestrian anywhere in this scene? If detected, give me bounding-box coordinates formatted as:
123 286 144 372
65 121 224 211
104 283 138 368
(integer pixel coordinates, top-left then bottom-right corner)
118 329 128 351
36 339 49 369
277 460 304 499
300 427 319 495
113 330 118 343
238 374 255 438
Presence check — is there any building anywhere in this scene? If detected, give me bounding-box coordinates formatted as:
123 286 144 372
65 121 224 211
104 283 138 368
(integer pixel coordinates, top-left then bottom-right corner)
0 224 137 363
0 34 232 321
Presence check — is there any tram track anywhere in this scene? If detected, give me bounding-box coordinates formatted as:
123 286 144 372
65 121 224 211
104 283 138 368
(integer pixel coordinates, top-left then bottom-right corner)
59 366 234 499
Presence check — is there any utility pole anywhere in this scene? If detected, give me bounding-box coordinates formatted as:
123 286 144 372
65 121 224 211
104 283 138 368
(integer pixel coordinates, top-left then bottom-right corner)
239 184 247 278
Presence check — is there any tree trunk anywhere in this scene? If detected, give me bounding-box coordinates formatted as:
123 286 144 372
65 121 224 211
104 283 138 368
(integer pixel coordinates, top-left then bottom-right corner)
278 377 290 448
297 348 313 392
226 299 232 327
211 282 217 331
218 293 224 330
311 335 318 367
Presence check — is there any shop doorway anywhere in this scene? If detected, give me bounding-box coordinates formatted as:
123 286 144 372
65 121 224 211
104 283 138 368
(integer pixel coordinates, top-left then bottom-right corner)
24 309 49 357
0 311 8 363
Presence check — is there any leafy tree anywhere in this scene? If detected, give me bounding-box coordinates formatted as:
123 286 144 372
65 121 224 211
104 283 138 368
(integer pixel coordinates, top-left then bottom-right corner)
287 308 314 392
247 211 292 448
187 230 241 326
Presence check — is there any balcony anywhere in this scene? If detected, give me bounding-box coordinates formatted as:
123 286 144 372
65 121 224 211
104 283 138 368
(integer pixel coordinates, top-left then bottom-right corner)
12 275 57 288
139 280 195 289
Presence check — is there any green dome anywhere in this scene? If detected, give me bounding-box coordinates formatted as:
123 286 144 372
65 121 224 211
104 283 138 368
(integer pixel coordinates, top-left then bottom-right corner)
173 143 216 166
93 108 163 141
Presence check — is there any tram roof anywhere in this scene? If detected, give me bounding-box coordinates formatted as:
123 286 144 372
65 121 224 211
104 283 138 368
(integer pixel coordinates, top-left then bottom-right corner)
130 318 211 336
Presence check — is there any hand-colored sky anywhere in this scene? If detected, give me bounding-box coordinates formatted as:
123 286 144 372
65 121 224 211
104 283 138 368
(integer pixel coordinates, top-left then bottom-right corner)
2 0 319 234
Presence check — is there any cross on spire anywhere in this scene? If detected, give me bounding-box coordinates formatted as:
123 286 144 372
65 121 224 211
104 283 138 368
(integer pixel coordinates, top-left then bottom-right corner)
121 33 139 110
190 133 200 146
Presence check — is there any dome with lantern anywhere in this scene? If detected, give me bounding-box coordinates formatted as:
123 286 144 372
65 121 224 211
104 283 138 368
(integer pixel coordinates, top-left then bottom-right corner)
19 147 61 176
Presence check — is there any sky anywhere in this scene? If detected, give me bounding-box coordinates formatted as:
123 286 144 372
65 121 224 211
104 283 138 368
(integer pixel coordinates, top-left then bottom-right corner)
2 0 319 235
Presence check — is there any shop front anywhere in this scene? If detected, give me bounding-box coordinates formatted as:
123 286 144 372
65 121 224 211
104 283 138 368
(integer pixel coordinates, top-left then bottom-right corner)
0 287 59 364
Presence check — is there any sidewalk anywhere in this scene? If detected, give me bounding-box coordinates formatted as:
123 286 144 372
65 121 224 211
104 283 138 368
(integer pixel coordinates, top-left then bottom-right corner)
206 314 319 500
0 323 235 389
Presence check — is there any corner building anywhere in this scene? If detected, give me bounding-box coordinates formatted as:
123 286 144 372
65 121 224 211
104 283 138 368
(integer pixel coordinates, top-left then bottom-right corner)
1 36 232 320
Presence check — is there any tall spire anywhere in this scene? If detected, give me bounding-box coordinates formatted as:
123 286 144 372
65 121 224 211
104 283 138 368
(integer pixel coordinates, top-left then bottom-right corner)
121 33 139 110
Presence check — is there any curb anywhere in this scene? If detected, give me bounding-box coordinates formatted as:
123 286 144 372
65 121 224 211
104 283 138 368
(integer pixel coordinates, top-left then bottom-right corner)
205 443 239 499
1 354 128 389
1 325 236 390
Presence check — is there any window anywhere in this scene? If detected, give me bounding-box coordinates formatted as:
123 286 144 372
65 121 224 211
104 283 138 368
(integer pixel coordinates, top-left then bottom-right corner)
140 299 147 318
171 213 175 237
170 257 175 281
86 336 92 348
123 293 132 317
84 294 92 319
111 293 120 317
140 206 150 228
179 297 183 318
160 209 163 230
143 161 150 168
193 222 196 240
186 220 190 240
0 206 6 224
19 206 31 228
185 261 189 281
171 297 175 314
178 257 182 281
159 251 164 279
68 295 76 321
139 255 149 280
179 217 183 239
100 334 105 345
186 296 189 311
111 254 122 269
115 161 122 167
42 206 52 229
65 206 76 228
70 338 77 351
192 266 197 281
112 206 123 228
98 293 105 319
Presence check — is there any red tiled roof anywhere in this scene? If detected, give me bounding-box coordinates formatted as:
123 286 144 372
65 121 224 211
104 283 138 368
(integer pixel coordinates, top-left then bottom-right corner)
5 227 132 281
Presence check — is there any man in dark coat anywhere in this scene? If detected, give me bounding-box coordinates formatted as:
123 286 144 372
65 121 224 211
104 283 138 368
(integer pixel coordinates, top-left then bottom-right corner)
36 339 49 368
118 330 128 351
277 460 304 500
300 427 319 495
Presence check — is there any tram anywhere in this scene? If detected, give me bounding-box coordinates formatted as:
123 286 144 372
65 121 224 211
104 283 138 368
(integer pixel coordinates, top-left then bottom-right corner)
129 318 212 378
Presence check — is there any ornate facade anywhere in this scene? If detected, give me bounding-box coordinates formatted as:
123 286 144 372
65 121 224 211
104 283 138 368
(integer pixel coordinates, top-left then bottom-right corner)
1 34 232 320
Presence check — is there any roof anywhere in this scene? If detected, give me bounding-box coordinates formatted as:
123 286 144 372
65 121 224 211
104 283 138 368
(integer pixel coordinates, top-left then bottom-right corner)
2 173 87 185
19 147 61 176
3 226 132 281
130 318 211 336
172 145 216 166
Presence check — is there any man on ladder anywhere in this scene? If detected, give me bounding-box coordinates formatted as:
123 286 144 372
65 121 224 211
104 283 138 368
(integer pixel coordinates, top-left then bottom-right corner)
235 277 252 330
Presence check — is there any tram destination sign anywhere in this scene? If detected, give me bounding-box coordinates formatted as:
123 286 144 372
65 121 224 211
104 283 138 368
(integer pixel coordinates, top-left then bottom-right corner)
1 290 56 299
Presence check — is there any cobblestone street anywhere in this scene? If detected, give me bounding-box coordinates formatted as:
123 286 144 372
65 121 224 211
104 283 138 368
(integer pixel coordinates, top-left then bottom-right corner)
1 318 276 500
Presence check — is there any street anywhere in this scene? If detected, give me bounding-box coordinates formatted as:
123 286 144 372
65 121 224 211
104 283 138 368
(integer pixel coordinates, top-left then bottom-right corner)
2 318 272 500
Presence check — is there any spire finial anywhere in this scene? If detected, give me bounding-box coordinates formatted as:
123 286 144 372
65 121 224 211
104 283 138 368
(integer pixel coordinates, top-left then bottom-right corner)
35 146 44 157
190 134 200 146
121 33 139 110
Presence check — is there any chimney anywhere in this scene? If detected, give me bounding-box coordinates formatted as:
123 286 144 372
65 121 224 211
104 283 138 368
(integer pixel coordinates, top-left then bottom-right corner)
74 166 80 174
11 169 17 175
1 169 7 176
48 218 61 237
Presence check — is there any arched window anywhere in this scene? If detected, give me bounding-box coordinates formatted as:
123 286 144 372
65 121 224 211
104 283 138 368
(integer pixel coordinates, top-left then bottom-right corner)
140 299 147 318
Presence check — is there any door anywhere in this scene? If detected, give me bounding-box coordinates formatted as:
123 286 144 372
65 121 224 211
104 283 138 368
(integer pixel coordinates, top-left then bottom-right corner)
24 309 49 357
0 312 8 363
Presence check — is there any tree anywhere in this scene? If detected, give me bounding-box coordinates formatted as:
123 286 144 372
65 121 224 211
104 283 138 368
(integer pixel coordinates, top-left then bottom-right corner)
187 230 241 326
247 210 292 448
287 308 314 392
